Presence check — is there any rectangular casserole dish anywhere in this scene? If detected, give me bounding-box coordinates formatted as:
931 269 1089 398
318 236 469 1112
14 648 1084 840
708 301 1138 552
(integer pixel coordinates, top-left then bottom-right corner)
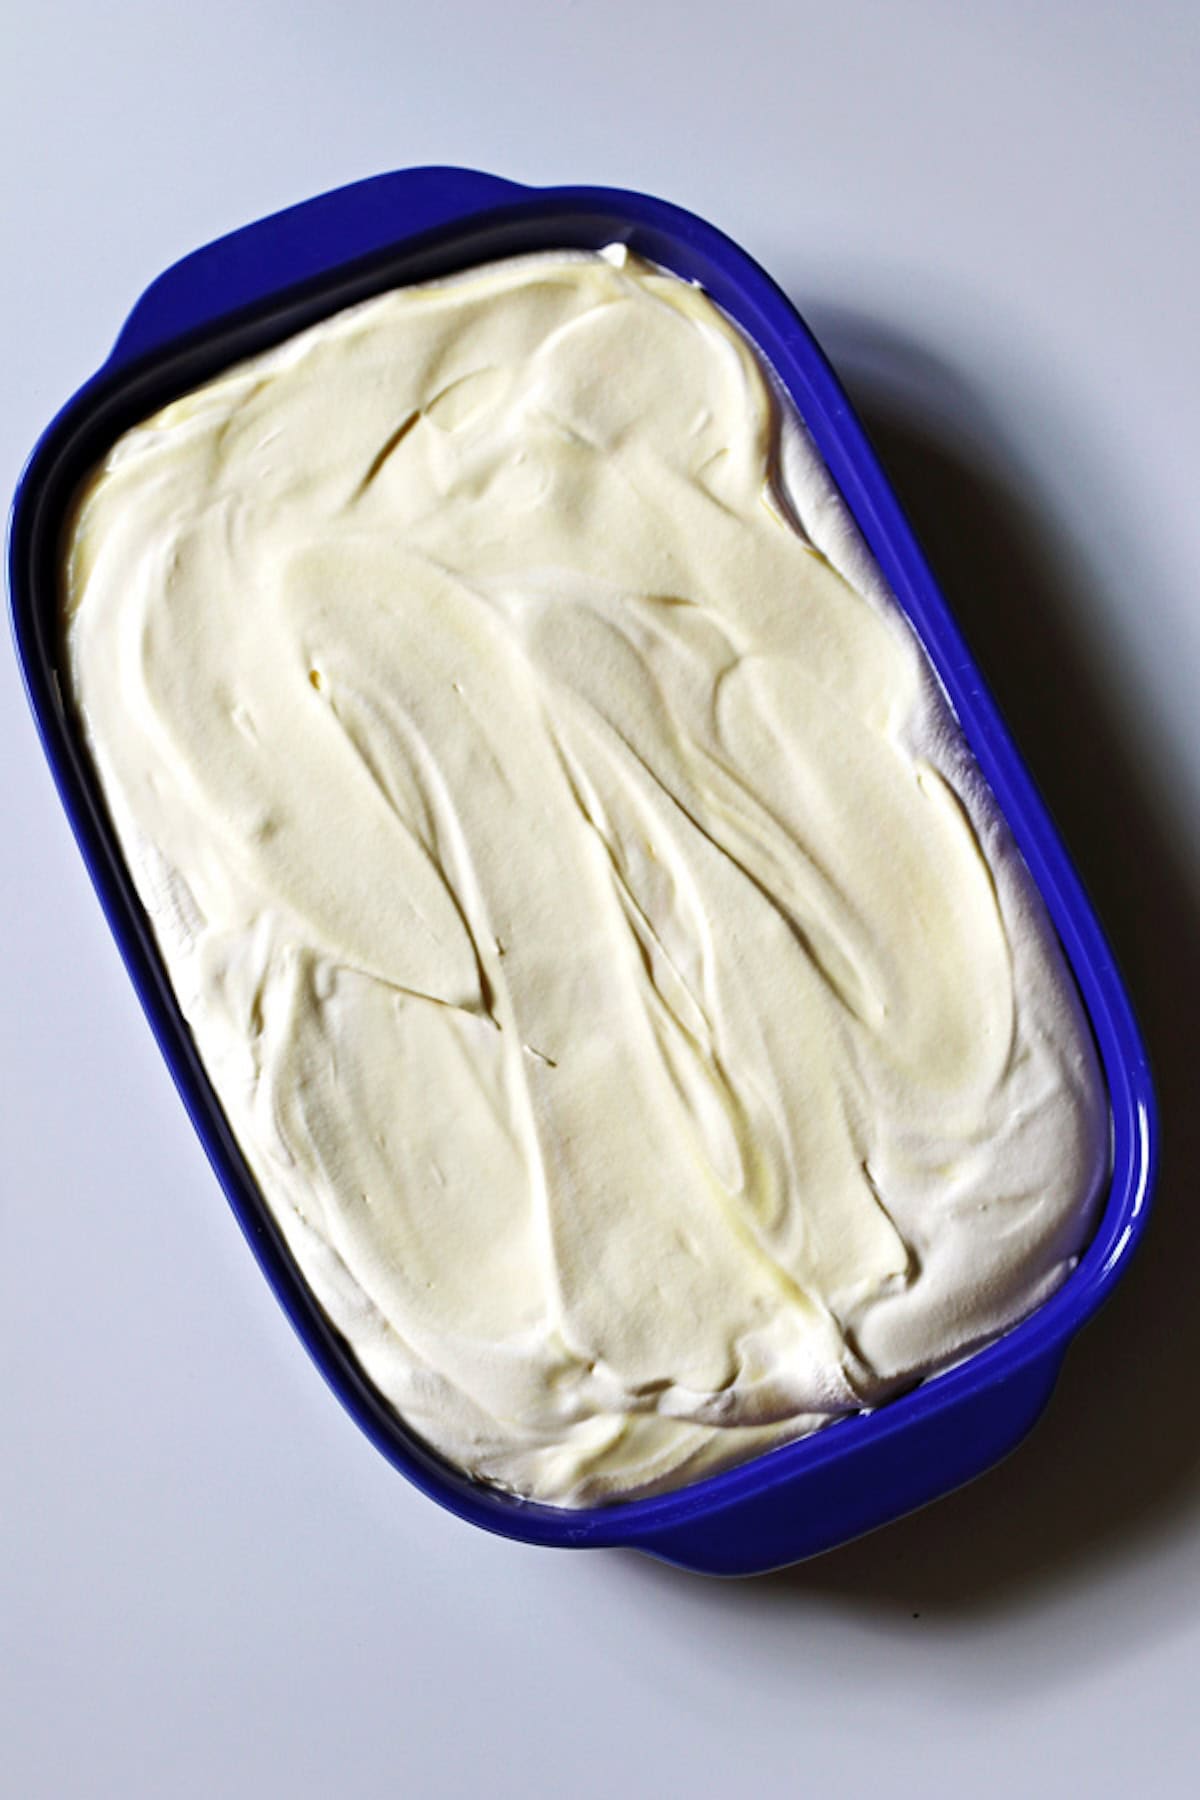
7 167 1156 1575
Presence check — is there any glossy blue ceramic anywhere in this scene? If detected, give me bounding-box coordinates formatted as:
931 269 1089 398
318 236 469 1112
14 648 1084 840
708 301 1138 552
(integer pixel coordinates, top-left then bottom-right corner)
7 168 1156 1575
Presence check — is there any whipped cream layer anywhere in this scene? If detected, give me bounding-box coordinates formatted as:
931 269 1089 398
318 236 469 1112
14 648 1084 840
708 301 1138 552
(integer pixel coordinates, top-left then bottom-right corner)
62 249 1108 1505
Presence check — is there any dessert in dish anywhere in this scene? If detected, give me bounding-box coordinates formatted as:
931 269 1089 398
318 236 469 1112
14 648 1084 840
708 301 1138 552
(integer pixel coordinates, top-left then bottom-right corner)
61 247 1108 1505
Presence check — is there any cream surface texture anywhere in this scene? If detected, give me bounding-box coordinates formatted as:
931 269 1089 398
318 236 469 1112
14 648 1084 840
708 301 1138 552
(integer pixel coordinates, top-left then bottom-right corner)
62 249 1108 1505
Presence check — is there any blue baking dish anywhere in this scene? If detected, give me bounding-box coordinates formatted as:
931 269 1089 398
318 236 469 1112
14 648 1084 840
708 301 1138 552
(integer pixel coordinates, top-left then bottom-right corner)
8 167 1156 1575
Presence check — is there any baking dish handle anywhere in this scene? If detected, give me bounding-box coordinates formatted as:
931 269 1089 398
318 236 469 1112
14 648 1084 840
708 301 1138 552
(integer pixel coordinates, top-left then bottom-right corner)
107 167 530 370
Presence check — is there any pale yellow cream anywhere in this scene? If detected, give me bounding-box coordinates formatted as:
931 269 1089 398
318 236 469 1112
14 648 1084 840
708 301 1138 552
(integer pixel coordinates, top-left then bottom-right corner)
62 249 1107 1504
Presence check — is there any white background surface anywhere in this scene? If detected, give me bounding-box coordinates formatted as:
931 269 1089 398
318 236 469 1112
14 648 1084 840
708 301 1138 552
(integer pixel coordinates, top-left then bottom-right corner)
4 4 1198 1795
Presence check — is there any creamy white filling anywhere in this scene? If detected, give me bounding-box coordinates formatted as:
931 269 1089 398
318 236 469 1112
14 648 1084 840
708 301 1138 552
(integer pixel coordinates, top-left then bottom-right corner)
62 248 1108 1505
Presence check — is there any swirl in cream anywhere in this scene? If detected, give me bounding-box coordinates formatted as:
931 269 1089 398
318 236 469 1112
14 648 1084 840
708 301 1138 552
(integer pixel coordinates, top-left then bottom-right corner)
62 249 1107 1504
